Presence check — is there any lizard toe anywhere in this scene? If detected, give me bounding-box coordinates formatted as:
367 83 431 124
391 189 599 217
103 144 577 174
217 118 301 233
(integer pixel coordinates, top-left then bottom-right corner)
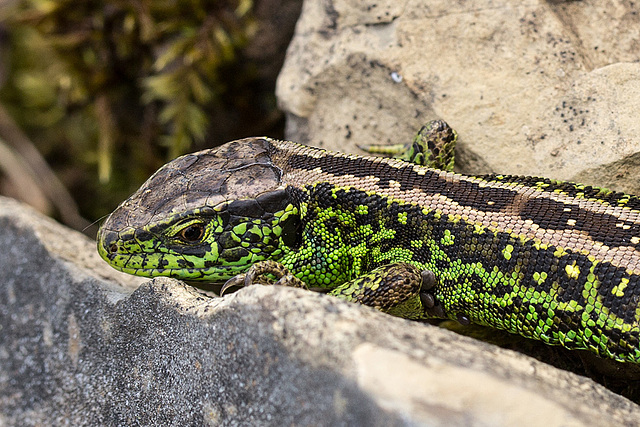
456 313 471 326
420 270 436 290
425 304 446 319
419 292 435 308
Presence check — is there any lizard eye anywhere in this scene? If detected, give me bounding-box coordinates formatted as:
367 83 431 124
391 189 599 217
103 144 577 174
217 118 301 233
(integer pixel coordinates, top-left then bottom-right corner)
178 223 205 243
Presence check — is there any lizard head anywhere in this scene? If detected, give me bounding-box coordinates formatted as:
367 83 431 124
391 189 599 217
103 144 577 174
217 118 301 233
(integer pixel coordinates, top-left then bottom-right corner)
97 138 301 282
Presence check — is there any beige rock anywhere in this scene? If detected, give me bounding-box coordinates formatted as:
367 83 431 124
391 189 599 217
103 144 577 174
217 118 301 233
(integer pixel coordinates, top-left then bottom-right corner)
277 0 640 193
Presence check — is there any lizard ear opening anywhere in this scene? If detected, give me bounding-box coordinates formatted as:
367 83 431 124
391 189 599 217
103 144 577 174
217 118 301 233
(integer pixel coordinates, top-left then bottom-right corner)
280 213 302 249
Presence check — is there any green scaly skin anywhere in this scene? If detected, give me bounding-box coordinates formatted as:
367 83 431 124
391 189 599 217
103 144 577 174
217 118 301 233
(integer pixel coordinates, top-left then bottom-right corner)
97 120 640 363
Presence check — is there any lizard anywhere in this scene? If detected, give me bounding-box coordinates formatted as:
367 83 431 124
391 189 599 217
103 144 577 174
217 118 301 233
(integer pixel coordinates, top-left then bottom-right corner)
97 120 640 363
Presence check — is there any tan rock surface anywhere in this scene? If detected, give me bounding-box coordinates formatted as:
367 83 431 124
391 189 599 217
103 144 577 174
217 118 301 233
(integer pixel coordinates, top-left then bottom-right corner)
277 0 640 193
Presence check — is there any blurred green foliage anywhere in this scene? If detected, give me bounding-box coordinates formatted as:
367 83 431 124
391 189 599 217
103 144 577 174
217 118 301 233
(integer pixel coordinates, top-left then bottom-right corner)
0 0 286 224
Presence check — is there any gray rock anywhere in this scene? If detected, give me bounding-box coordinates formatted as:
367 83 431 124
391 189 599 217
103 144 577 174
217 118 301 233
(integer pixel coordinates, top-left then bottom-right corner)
2 197 640 425
277 0 640 194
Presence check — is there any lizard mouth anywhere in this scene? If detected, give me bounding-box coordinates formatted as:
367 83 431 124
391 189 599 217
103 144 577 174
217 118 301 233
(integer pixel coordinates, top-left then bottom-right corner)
97 233 251 282
103 253 248 282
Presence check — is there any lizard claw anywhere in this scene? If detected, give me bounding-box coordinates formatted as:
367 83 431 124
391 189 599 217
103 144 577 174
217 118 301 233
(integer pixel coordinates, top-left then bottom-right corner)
220 275 246 296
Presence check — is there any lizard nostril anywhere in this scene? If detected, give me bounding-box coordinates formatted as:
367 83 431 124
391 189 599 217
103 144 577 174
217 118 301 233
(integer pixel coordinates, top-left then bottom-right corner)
108 243 118 254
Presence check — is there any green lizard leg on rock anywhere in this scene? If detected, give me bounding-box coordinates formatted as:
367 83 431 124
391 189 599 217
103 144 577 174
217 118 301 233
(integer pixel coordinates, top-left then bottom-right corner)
359 119 457 171
328 263 447 320
223 259 448 320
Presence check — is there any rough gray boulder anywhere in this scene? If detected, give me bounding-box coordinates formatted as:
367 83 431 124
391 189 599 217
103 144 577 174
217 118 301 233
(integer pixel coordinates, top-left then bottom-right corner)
277 0 640 194
2 198 640 425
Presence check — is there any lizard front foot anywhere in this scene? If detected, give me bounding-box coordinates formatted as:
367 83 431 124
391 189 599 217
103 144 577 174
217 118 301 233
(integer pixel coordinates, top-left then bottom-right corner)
330 263 448 320
221 260 307 295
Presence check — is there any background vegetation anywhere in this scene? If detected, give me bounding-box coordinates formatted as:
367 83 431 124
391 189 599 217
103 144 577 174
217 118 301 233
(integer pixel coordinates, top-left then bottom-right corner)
0 0 301 235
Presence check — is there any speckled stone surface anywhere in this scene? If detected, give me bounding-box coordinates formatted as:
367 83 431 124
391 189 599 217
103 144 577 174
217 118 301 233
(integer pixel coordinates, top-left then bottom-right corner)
277 0 640 194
